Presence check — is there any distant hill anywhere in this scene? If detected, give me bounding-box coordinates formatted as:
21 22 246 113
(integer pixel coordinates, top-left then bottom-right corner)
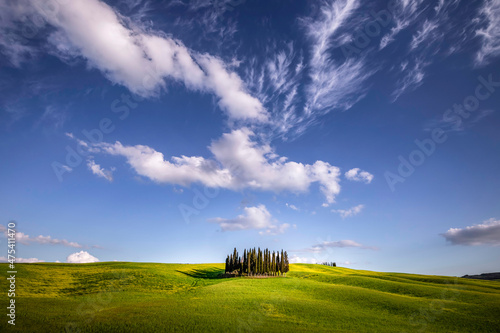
462 272 500 280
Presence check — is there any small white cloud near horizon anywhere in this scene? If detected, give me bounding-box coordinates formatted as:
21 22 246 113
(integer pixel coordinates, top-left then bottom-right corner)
345 168 373 184
289 255 318 264
299 239 378 253
0 226 84 248
209 204 289 235
0 256 45 263
66 251 100 263
332 204 364 218
442 218 500 246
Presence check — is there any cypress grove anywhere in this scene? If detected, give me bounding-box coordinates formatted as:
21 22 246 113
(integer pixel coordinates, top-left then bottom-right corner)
224 247 290 276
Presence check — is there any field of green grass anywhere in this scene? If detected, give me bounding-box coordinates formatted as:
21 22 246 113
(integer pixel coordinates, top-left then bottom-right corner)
1 262 499 332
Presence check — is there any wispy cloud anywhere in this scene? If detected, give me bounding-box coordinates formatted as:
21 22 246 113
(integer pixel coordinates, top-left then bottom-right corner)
0 225 94 248
441 218 500 246
87 159 114 182
0 256 45 263
410 20 440 50
475 0 500 66
379 0 425 50
302 0 375 126
332 204 364 218
298 239 378 252
391 58 428 102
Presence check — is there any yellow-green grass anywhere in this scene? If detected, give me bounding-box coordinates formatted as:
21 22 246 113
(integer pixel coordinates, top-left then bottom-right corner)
1 262 499 332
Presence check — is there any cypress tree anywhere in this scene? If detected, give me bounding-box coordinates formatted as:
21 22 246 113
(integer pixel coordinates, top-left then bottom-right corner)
232 248 238 272
284 251 289 275
247 249 251 275
264 249 268 275
272 251 276 276
243 249 246 274
267 249 271 274
280 250 285 275
276 252 280 275
257 247 262 274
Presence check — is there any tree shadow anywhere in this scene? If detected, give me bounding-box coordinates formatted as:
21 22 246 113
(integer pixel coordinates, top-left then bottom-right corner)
177 267 226 279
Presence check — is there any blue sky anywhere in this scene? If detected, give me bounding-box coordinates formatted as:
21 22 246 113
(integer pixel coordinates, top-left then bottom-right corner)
0 0 499 276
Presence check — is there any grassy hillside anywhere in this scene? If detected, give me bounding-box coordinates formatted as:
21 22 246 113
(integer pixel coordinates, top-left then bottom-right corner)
1 262 499 332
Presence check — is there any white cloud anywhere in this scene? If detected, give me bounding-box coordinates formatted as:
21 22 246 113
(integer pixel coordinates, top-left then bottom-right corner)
303 0 375 117
332 204 364 218
259 223 291 236
95 128 342 206
289 255 318 264
410 20 440 50
244 42 304 136
286 203 299 211
0 0 266 122
0 227 83 248
344 168 373 183
391 58 428 102
475 0 500 66
87 159 113 182
208 204 289 235
66 251 100 263
442 218 500 246
0 256 45 263
379 0 425 49
301 239 377 252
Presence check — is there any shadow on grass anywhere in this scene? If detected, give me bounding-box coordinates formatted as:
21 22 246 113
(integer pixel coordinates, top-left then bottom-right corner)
177 267 225 279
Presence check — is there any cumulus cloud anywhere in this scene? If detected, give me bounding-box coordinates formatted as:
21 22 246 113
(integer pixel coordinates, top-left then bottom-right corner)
66 251 100 263
441 218 500 246
289 255 318 264
475 0 500 66
93 128 342 206
344 168 373 184
208 204 289 235
87 159 114 182
0 0 266 122
332 204 364 218
0 256 45 263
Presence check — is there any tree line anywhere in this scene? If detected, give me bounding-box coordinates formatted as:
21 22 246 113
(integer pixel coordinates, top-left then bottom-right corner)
225 247 289 276
320 262 336 267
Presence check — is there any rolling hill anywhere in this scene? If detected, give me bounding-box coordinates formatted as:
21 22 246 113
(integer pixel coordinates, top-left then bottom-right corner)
1 262 499 332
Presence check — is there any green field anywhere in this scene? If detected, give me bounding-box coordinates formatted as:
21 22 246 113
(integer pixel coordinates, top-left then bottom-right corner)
1 262 499 332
